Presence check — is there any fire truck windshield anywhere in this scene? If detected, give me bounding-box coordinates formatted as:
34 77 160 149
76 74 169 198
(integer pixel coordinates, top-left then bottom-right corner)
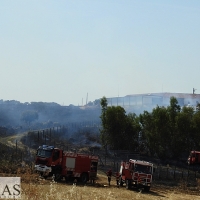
135 164 152 174
190 153 195 158
37 149 52 158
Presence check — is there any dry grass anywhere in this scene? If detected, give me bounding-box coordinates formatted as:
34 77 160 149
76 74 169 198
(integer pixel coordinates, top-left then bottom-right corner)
1 168 199 200
1 133 198 199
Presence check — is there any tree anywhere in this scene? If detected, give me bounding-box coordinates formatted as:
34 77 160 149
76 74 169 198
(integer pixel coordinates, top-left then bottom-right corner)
139 98 182 159
139 111 155 156
196 103 200 112
167 97 181 158
191 108 200 150
151 106 170 159
176 106 194 154
100 96 139 150
99 95 200 160
125 113 141 152
100 96 108 149
105 106 127 149
21 110 38 125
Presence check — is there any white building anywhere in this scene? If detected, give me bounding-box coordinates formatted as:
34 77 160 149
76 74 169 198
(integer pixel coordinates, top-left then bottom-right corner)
105 92 200 110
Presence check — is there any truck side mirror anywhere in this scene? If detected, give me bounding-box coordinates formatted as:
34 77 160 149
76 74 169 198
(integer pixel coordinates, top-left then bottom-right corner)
153 168 156 173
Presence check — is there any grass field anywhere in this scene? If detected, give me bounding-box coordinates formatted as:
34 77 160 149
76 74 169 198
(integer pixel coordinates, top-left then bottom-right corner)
1 169 199 200
0 133 200 200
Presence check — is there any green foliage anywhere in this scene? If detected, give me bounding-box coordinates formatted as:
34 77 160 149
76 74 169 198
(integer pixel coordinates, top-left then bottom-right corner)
191 109 200 149
167 97 181 125
125 113 141 151
100 96 200 160
139 110 153 155
100 96 140 151
196 103 200 112
105 106 127 149
100 96 108 148
176 106 194 153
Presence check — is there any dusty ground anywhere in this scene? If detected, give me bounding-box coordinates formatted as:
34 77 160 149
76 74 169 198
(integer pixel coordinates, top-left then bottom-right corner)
10 170 199 200
95 171 200 200
1 133 200 199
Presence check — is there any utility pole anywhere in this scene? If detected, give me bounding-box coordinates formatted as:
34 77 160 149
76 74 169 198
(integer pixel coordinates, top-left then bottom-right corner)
193 88 197 94
86 93 88 105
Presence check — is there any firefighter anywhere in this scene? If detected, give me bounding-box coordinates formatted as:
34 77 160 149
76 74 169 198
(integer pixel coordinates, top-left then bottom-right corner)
115 172 120 187
106 169 112 186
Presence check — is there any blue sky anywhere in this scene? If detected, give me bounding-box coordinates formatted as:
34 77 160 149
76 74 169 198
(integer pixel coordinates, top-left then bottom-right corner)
1 0 200 106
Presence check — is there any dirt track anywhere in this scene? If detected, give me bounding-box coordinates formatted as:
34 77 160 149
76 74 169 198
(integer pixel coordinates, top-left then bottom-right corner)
0 132 27 148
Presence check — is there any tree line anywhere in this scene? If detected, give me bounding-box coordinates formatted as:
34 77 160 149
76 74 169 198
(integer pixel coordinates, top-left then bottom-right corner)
100 96 200 160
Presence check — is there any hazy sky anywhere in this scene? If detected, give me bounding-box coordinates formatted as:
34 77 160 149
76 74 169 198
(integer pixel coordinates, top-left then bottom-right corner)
1 0 200 106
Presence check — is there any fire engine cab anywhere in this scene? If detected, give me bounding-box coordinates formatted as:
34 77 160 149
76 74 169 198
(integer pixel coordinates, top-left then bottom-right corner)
34 145 98 183
187 150 200 165
119 159 153 192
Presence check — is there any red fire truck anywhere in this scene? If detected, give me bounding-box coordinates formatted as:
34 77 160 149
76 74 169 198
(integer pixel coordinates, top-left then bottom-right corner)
119 159 153 192
34 145 98 183
187 150 200 165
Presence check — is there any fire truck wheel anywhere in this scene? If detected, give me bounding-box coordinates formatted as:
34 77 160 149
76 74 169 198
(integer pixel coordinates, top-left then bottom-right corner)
81 173 88 183
54 172 62 181
39 172 47 179
125 180 131 190
65 176 68 183
144 186 150 192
